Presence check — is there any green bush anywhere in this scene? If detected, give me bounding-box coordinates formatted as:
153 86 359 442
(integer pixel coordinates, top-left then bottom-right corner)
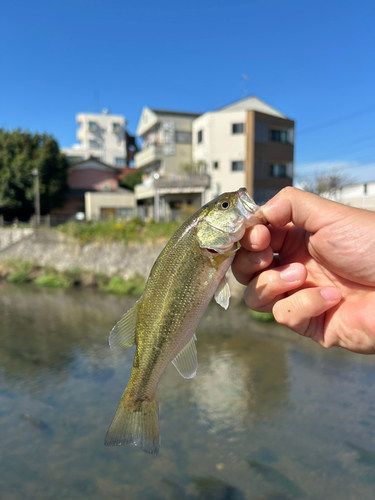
58 218 180 245
34 273 72 288
250 310 275 322
100 276 145 296
6 261 33 283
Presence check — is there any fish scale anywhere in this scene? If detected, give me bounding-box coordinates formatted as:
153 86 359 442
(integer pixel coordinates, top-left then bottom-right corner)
104 187 265 454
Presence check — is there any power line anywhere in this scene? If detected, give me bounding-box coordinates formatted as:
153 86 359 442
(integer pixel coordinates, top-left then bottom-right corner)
298 104 375 135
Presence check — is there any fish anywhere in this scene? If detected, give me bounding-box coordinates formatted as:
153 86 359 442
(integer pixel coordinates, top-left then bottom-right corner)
104 187 265 454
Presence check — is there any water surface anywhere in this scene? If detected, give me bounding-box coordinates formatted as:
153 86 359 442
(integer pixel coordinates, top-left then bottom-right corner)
0 283 374 499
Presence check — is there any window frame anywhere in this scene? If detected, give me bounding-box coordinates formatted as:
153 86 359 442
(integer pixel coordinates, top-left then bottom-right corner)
232 123 244 134
231 160 244 172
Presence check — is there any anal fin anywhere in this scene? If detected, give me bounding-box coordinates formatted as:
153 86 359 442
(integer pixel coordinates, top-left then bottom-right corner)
172 335 198 379
215 276 230 310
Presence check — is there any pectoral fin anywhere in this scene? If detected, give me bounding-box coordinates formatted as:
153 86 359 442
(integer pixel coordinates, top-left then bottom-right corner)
109 300 140 350
197 222 232 251
172 335 198 379
215 276 230 310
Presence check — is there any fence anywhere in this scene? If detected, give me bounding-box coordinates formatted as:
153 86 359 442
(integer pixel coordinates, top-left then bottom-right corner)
0 209 186 228
0 214 76 228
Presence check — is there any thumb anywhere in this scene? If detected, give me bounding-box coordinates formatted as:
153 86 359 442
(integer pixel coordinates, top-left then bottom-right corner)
261 187 353 233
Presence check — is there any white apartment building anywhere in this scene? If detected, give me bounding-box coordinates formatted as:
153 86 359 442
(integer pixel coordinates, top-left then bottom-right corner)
133 97 295 220
193 96 295 204
62 110 127 167
323 182 375 211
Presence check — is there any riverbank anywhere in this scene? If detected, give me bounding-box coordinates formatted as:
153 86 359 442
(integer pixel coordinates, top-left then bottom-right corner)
0 227 246 298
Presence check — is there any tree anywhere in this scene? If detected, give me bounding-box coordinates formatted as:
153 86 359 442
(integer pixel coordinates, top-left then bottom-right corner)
120 169 142 191
300 169 355 197
0 129 69 220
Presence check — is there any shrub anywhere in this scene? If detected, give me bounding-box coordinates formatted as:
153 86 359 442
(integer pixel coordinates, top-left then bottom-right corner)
34 273 72 288
100 275 145 296
6 261 33 283
249 310 275 322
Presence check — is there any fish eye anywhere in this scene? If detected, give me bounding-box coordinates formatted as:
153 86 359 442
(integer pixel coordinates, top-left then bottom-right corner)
220 201 230 209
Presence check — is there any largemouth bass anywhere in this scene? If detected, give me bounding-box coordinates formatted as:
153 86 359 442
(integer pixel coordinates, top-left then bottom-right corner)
105 187 265 454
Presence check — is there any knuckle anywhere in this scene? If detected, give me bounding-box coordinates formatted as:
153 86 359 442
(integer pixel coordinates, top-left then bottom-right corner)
279 186 296 199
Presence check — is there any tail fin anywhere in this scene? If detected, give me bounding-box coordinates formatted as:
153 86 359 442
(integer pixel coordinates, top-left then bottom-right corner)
104 393 160 455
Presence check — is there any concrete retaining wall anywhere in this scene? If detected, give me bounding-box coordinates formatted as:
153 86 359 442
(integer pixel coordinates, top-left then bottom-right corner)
0 228 245 296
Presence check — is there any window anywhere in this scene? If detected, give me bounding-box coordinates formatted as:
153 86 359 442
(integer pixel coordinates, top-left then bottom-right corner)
231 161 244 171
232 123 244 134
112 123 122 133
117 207 134 218
89 140 100 148
212 161 219 170
255 120 268 144
269 164 286 177
270 130 288 143
115 157 126 166
66 156 84 164
197 130 203 144
175 131 192 143
88 121 98 131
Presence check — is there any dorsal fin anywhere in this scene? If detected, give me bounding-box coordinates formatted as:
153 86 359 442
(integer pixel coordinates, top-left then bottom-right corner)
109 300 140 350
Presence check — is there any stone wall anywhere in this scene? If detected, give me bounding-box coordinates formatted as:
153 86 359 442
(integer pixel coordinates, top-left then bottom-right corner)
0 228 245 296
0 228 34 251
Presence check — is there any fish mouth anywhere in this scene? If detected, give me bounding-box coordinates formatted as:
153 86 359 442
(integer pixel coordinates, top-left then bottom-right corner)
237 188 256 213
236 188 267 226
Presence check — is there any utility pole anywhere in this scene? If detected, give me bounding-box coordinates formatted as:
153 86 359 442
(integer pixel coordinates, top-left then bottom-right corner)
32 168 40 225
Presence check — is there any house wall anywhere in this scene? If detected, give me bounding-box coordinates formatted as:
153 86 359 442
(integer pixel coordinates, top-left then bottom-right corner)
192 108 294 203
85 191 135 220
250 111 294 204
324 183 375 211
135 109 198 175
68 168 119 191
193 110 247 199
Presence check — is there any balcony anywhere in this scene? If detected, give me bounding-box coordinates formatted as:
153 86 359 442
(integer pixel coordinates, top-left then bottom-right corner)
155 174 210 192
135 174 211 202
77 127 85 142
134 183 156 200
134 145 164 169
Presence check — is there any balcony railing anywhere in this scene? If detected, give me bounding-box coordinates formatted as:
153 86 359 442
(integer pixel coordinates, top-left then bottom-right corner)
134 146 164 168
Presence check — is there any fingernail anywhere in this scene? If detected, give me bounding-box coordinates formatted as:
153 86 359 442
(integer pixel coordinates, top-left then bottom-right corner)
249 231 260 249
280 265 304 283
320 287 341 301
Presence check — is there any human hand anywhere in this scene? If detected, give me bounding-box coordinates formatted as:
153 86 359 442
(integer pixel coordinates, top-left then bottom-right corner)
232 187 375 354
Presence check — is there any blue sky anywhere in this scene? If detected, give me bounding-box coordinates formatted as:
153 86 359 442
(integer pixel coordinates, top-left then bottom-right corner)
1 0 374 183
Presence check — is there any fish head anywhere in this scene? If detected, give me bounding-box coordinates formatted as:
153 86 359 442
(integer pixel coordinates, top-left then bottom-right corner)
198 187 266 253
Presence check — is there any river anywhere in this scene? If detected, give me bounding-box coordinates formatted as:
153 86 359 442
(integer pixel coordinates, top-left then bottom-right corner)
0 283 374 499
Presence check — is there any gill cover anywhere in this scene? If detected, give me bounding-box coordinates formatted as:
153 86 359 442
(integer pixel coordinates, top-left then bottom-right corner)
196 188 258 252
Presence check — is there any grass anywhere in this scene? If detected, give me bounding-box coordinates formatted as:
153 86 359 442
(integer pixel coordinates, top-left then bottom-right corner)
1 259 146 296
99 275 145 296
249 310 275 322
58 218 181 245
34 273 72 288
6 261 33 283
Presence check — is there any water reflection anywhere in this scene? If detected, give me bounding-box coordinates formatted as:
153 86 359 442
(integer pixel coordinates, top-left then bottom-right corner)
191 331 290 433
0 283 374 499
